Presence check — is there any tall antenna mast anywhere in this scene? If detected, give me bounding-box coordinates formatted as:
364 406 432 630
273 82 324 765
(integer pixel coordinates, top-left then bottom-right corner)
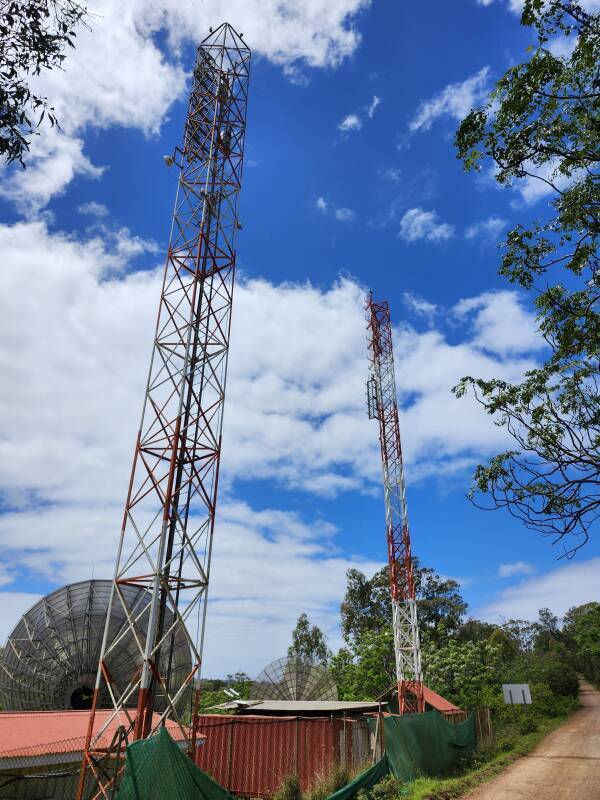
366 294 424 715
77 23 250 799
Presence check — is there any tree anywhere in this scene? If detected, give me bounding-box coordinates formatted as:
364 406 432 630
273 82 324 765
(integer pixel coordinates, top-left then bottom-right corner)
562 601 600 683
288 613 331 666
341 562 467 648
330 629 396 700
1 0 88 165
422 639 504 709
454 0 600 555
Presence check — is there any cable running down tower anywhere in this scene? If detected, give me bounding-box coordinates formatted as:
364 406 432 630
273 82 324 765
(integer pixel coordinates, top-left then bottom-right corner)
77 23 250 799
366 294 424 715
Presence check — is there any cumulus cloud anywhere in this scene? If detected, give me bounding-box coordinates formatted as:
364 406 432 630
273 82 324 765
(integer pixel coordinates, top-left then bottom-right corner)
479 558 600 623
316 196 328 212
409 67 490 133
498 561 535 578
334 207 355 221
0 220 547 669
511 158 583 205
465 215 507 243
399 207 455 243
338 113 362 132
1 0 369 209
454 290 544 355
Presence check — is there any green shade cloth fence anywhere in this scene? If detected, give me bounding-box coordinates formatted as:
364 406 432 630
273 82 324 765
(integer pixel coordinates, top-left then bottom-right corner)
326 756 390 800
380 711 475 782
116 728 234 800
115 711 475 800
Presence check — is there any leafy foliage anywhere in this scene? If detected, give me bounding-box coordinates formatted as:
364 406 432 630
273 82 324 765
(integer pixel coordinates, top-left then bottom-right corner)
0 0 88 165
454 0 600 555
198 671 251 712
288 613 331 666
562 601 600 684
341 562 467 648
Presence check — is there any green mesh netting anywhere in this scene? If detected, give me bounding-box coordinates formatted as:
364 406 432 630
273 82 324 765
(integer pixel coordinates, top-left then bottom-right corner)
116 728 234 800
376 711 475 782
325 756 390 800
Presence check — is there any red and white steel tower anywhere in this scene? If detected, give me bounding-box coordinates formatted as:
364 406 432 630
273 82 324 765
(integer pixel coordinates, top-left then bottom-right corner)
366 294 424 715
77 23 250 799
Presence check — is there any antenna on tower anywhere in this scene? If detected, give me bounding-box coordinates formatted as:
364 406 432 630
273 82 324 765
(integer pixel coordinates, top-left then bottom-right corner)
366 293 424 715
77 23 251 799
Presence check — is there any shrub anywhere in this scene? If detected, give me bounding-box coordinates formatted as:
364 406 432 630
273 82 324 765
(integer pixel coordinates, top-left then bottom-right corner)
274 774 303 800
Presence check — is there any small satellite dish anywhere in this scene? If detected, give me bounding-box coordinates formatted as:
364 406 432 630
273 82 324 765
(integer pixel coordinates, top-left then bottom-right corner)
250 657 338 701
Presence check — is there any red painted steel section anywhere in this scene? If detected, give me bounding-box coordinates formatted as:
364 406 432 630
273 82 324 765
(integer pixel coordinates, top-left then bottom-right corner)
366 295 424 716
195 715 366 797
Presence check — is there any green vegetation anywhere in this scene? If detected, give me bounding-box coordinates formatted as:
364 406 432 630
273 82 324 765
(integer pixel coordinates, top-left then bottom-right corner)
197 671 251 712
0 0 89 165
355 715 570 800
272 766 356 800
453 0 600 556
284 561 594 799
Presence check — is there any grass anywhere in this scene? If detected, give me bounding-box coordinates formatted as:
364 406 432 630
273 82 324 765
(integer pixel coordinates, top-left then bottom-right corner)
396 714 572 800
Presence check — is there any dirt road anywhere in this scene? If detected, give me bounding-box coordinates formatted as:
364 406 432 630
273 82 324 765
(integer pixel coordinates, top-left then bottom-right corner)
464 681 600 800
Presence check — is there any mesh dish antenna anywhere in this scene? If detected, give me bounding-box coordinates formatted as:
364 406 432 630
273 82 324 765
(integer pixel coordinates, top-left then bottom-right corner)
250 657 338 701
0 580 192 712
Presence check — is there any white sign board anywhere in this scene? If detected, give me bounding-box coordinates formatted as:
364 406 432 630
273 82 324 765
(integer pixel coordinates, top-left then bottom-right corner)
502 683 532 705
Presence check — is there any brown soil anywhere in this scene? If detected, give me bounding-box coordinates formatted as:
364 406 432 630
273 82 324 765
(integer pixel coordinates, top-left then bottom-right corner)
463 680 600 800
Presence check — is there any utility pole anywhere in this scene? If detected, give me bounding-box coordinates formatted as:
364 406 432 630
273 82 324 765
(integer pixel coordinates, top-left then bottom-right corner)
77 23 250 799
366 293 424 715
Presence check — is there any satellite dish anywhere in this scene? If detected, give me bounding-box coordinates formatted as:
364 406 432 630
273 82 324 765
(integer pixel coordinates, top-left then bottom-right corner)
0 579 192 712
250 657 338 701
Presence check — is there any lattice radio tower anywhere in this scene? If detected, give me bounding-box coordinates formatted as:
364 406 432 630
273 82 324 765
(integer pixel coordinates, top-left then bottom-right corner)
77 23 250 799
366 294 424 715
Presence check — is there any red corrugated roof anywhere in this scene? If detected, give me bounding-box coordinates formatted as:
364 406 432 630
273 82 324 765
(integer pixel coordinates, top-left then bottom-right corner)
376 683 462 713
0 710 190 757
422 686 461 712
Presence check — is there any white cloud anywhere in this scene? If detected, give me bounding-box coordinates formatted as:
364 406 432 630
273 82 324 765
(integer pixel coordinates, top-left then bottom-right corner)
0 593 44 645
0 129 105 211
547 35 577 59
480 558 600 622
409 67 490 133
1 0 369 209
366 95 381 118
511 158 582 205
338 113 362 132
454 290 544 355
498 561 535 578
0 220 547 672
399 207 455 243
465 215 507 243
316 196 328 212
334 207 355 221
78 201 109 217
403 292 437 322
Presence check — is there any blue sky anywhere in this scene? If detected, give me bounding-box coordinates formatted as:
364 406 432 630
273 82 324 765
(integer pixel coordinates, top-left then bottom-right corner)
0 0 598 677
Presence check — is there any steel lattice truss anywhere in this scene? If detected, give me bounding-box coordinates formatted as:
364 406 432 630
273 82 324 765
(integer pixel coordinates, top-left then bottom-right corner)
250 658 338 702
366 294 424 715
78 23 250 800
